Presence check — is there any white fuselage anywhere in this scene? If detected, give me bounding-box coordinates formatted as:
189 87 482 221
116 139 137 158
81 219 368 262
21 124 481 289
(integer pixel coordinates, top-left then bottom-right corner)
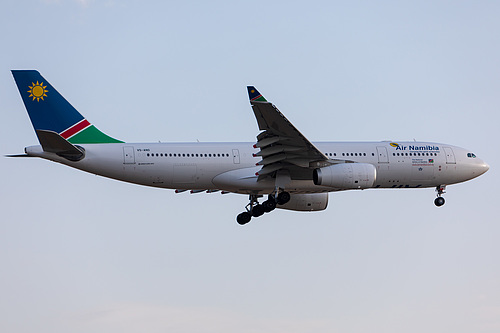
25 141 489 195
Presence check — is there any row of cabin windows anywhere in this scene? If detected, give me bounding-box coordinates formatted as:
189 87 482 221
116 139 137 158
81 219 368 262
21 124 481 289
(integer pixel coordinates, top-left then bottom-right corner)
146 151 438 158
146 153 230 158
325 152 438 158
393 152 437 157
325 152 373 157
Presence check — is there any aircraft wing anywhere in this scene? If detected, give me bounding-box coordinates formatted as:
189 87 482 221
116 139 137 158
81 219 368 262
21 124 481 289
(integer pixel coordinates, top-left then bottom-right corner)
247 86 329 180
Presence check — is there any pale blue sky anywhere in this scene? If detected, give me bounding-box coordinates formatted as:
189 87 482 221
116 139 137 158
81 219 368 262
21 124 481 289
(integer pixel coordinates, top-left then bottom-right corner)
1 1 499 332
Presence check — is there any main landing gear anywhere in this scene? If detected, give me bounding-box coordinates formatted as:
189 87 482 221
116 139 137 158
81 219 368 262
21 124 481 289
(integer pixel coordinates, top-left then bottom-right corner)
434 185 446 207
236 191 291 225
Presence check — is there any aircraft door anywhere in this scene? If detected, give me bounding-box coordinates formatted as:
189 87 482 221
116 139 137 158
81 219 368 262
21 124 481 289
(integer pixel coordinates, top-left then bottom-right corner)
232 149 240 164
444 147 456 164
376 146 389 163
123 146 135 164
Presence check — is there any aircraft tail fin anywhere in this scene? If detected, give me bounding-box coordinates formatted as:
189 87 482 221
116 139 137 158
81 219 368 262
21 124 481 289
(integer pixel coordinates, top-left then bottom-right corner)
11 70 123 144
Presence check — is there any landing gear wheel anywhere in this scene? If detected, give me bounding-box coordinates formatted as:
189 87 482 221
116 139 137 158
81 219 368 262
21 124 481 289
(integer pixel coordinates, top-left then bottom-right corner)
434 197 445 207
251 204 265 217
262 199 276 212
236 193 275 225
237 212 252 225
277 191 291 205
434 185 446 207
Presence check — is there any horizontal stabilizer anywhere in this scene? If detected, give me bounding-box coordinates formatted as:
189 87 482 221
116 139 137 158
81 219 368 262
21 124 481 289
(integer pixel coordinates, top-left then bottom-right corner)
5 154 34 157
36 129 85 161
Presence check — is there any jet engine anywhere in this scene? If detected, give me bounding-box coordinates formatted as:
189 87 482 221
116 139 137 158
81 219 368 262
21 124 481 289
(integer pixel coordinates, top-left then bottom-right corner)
313 163 376 189
277 193 328 211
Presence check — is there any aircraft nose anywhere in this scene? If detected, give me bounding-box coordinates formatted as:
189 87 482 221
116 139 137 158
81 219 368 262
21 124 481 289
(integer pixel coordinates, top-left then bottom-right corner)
481 162 490 174
476 160 489 176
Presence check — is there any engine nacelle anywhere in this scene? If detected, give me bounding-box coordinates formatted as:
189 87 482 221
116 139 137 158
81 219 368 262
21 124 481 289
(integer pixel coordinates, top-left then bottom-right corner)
313 163 376 189
277 193 328 212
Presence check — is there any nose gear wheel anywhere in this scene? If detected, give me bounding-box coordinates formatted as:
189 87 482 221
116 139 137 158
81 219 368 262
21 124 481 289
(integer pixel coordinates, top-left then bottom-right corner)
434 185 446 207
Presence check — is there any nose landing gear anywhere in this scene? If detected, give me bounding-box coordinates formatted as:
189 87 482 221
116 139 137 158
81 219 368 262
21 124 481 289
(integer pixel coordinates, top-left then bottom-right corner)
236 191 290 225
434 185 446 207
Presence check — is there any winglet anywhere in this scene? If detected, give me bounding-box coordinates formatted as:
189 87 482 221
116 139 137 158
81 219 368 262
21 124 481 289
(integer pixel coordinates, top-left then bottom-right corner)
247 86 268 102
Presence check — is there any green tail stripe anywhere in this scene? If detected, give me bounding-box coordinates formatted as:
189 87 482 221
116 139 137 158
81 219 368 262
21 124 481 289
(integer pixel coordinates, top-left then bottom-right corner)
254 96 267 102
68 125 123 144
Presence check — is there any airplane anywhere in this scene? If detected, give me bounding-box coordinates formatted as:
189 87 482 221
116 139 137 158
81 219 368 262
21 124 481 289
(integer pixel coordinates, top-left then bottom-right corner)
9 70 489 225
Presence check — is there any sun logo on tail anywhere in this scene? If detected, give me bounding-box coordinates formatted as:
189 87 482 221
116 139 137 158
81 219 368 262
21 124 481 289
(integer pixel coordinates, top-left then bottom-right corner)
28 81 48 101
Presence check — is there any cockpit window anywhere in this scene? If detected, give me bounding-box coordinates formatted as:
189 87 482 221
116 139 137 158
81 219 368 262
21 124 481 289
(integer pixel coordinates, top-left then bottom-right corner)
467 153 477 158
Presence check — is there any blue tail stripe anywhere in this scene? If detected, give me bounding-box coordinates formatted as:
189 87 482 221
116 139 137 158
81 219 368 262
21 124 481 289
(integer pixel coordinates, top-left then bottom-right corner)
12 70 85 134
